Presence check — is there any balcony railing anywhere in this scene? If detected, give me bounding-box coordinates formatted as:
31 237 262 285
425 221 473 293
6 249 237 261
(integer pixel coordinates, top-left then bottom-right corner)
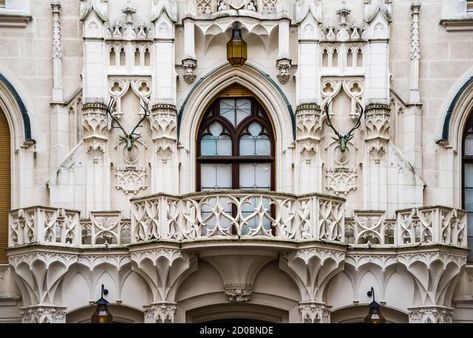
131 191 345 243
8 192 467 249
196 0 279 15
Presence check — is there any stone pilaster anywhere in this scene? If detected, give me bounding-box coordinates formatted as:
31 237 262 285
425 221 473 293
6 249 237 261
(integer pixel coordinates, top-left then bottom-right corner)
51 0 63 102
50 1 69 172
295 104 323 194
409 0 421 104
144 303 177 323
21 305 67 323
408 306 453 323
363 103 390 210
299 302 331 323
82 102 111 212
149 104 178 194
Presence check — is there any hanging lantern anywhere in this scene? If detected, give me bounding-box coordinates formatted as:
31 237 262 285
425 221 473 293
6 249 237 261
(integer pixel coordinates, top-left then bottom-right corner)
227 23 247 67
364 287 386 323
91 284 113 323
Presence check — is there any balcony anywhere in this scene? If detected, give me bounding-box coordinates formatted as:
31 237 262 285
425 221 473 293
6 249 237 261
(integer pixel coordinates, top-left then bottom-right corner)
8 191 467 250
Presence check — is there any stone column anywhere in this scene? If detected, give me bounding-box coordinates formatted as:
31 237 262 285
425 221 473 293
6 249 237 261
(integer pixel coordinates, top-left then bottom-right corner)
297 13 320 106
149 104 178 194
299 302 331 323
363 104 390 210
404 0 423 173
295 104 323 194
408 306 453 323
144 303 177 323
51 0 63 102
50 1 69 172
152 14 176 104
409 0 421 104
182 19 197 84
151 12 178 194
276 19 291 85
21 305 67 323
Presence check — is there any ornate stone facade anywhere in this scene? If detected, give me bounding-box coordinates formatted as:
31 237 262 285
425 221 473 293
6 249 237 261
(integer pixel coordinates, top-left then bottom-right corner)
0 0 472 324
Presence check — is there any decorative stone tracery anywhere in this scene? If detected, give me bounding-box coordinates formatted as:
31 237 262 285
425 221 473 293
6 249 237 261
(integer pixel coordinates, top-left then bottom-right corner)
299 302 331 323
21 305 67 323
144 303 177 323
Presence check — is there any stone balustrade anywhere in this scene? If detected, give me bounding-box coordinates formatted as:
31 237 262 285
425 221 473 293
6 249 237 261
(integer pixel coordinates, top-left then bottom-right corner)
8 192 467 249
345 207 467 248
195 0 280 15
131 191 345 243
9 207 81 247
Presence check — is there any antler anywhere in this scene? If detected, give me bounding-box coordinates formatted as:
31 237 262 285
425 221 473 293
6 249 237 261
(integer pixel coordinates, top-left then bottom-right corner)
323 100 342 139
105 98 150 151
129 100 150 137
345 101 364 137
106 98 128 136
323 99 364 152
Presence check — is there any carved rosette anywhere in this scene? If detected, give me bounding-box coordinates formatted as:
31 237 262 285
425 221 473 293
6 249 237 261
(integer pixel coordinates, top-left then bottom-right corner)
150 104 177 159
299 302 331 323
296 104 323 154
182 58 197 84
408 306 453 323
224 284 253 303
276 58 291 85
82 102 109 152
144 303 177 323
21 305 67 323
325 167 357 195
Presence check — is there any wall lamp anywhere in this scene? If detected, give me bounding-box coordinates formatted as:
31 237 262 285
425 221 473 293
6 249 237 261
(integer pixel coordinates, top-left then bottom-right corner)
227 23 247 67
364 287 386 323
91 284 113 323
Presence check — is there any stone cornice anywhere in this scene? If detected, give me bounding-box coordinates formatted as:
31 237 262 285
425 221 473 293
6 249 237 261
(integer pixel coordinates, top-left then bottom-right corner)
82 102 108 111
440 17 473 31
0 13 32 28
296 103 321 113
151 103 177 112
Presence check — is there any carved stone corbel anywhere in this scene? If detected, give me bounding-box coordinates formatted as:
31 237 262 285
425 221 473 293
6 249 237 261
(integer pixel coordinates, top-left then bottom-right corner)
82 102 109 153
21 305 67 323
182 58 197 84
364 103 391 141
224 284 253 303
149 103 177 159
299 302 331 323
276 58 292 85
144 303 177 323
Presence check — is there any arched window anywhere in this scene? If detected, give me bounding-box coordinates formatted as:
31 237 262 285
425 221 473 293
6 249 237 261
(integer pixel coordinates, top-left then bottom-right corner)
197 86 275 191
463 115 473 258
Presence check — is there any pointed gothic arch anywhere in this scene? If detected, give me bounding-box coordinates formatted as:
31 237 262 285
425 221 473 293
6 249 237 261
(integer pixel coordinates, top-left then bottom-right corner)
178 63 295 193
0 73 35 263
